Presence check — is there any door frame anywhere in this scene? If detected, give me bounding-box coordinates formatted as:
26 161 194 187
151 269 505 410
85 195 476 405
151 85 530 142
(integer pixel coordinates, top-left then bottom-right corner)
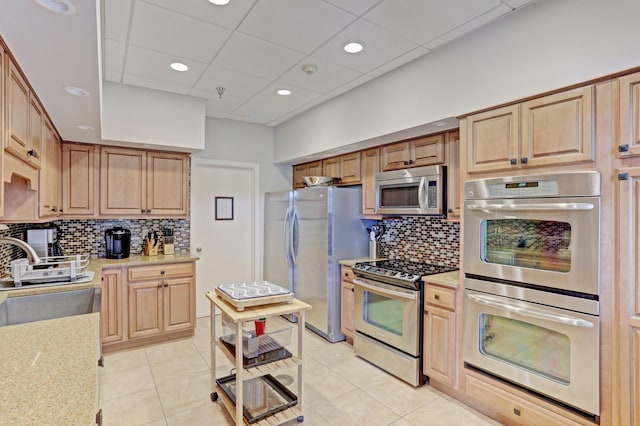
190 158 261 286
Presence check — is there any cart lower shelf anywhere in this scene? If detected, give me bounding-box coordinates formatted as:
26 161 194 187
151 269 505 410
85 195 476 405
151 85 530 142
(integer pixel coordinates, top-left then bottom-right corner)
213 384 304 425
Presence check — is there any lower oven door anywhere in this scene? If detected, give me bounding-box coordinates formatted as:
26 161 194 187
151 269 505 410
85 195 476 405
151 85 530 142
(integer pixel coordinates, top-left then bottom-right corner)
462 285 599 416
353 277 420 356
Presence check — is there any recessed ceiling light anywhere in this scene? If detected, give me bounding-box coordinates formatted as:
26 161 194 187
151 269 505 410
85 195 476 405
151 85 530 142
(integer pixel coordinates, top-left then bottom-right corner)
64 86 90 97
276 89 292 96
35 0 76 14
208 0 230 5
170 62 189 72
343 42 364 54
77 125 94 131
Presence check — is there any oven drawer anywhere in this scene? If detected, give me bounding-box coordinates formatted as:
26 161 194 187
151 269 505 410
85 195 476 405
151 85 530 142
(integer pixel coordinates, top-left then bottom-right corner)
465 372 583 426
424 284 455 309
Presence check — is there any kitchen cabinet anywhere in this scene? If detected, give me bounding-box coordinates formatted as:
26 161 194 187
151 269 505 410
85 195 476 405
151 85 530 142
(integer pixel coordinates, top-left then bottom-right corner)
445 130 460 220
361 147 380 216
127 262 195 340
423 283 456 386
292 160 322 189
100 147 189 216
618 71 640 158
322 152 361 185
381 134 445 171
61 143 98 216
39 118 61 218
465 86 594 173
207 291 310 426
101 268 124 344
340 265 356 343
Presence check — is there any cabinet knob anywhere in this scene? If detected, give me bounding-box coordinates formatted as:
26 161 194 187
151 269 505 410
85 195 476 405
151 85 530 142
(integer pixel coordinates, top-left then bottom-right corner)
28 149 39 158
447 208 453 213
51 207 58 212
409 160 414 165
141 209 145 213
403 161 409 165
147 209 152 213
164 283 169 288
520 157 528 164
513 408 521 416
160 270 165 275
157 284 162 288
351 287 354 292
434 294 440 300
619 144 630 153
98 355 104 367
509 158 517 165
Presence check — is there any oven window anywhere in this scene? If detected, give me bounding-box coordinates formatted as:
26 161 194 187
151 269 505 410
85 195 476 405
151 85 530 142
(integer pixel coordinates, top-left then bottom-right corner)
380 185 419 208
481 219 571 273
363 291 403 336
479 314 570 384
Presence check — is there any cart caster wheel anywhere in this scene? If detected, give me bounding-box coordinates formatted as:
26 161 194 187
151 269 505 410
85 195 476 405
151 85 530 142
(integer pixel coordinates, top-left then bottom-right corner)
296 415 304 422
210 392 218 402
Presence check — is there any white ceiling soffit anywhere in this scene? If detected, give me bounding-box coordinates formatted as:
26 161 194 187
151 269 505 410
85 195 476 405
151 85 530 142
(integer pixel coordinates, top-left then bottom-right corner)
104 0 538 127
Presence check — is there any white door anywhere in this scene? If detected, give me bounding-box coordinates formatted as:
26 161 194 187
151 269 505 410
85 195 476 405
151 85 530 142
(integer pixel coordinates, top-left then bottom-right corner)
191 159 259 317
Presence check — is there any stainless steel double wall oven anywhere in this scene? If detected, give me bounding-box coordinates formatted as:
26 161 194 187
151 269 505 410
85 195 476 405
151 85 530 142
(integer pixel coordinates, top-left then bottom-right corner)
462 171 601 420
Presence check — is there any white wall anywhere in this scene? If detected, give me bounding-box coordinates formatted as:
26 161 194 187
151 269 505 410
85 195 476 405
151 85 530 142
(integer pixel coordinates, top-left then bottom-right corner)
274 0 640 164
101 82 206 151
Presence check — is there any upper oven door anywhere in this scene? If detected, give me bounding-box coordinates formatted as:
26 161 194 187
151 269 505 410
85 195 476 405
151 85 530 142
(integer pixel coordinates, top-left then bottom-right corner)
463 196 600 296
353 277 421 356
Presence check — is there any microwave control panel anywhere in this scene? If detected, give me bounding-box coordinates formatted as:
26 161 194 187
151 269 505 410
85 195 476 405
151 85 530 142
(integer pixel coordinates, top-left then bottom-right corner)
488 180 559 198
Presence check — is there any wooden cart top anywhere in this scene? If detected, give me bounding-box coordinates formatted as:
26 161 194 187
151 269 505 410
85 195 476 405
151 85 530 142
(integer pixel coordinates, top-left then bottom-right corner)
206 291 311 322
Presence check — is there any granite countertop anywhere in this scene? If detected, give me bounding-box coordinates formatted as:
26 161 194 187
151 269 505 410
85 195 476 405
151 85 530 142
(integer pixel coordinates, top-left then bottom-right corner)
0 313 100 425
423 271 460 289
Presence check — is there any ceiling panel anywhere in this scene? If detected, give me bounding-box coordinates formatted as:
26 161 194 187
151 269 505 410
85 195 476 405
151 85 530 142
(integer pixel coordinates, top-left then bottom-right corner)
233 83 321 124
364 0 502 45
104 39 126 82
145 0 257 30
238 0 357 54
277 56 363 94
367 46 430 78
190 88 249 116
129 1 231 63
104 0 132 42
194 64 270 99
322 0 383 16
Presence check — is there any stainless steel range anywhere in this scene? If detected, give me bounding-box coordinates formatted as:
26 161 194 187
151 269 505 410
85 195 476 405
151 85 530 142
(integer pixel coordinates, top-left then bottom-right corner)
352 259 456 386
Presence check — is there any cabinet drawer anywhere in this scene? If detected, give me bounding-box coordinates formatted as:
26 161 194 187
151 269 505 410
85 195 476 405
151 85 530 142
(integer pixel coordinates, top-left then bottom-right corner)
128 262 194 281
341 266 355 283
465 373 582 426
424 285 455 309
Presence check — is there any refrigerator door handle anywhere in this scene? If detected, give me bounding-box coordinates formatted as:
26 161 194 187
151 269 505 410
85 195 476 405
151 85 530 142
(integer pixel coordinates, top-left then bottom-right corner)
283 207 292 265
290 208 299 265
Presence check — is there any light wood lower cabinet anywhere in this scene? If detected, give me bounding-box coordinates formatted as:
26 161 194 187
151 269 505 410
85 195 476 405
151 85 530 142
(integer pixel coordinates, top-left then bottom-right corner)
101 261 196 352
340 265 355 343
423 283 456 386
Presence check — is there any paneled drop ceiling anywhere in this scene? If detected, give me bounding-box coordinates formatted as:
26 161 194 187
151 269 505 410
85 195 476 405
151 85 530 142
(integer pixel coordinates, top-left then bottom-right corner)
104 0 537 127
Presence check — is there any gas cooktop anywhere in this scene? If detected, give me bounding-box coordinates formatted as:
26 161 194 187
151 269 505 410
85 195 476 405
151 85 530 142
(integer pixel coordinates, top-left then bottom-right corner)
352 259 457 288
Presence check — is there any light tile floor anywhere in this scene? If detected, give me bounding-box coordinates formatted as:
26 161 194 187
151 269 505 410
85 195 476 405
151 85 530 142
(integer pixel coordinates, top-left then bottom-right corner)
100 316 502 425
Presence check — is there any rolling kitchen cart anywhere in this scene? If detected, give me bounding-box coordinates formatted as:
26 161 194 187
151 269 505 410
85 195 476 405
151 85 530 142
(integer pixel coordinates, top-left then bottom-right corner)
206 291 311 425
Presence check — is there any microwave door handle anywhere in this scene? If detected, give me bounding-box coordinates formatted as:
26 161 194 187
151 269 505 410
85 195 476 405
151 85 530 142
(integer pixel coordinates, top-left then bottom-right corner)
466 203 594 211
353 278 417 301
418 177 427 212
466 294 594 328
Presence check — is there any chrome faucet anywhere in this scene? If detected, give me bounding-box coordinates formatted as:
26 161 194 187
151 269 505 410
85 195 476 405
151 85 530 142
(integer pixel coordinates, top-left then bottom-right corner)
0 237 42 265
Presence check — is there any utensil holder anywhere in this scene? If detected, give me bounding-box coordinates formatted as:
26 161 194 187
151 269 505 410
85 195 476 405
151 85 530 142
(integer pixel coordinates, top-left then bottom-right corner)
144 240 158 256
163 236 174 255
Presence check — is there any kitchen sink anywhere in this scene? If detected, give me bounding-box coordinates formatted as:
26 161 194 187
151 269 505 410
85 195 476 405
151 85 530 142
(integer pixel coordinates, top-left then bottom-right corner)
0 271 95 290
0 287 101 327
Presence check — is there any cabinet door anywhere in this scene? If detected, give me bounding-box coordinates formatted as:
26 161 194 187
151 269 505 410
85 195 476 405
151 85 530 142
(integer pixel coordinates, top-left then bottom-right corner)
163 277 195 332
6 59 30 161
307 160 322 176
521 86 594 167
466 104 520 173
101 268 124 343
28 96 43 168
423 305 455 386
633 326 640 425
128 281 163 339
361 148 380 215
39 119 60 217
293 164 308 189
322 156 340 179
411 134 445 167
341 266 355 342
62 143 97 215
619 71 640 157
381 141 410 171
340 152 361 184
446 131 460 220
146 151 189 216
100 146 146 215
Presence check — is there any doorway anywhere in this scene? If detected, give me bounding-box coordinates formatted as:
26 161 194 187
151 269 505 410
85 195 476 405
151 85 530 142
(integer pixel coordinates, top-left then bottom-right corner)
190 159 260 317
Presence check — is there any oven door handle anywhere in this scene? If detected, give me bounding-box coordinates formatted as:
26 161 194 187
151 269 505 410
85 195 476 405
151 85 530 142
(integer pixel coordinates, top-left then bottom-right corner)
466 202 594 211
466 294 594 328
353 278 417 301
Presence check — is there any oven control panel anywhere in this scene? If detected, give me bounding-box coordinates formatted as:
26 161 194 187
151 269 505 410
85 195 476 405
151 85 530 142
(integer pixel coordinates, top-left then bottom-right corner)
488 180 559 197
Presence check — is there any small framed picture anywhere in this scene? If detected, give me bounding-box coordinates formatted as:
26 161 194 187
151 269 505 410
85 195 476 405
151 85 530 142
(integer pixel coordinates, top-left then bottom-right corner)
215 196 234 220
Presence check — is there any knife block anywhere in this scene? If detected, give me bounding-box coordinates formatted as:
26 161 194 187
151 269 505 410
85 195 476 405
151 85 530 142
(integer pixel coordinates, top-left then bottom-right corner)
163 236 175 255
144 240 158 256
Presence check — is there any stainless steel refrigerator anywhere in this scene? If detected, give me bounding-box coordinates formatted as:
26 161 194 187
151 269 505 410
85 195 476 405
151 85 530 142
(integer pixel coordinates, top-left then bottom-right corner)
264 186 369 342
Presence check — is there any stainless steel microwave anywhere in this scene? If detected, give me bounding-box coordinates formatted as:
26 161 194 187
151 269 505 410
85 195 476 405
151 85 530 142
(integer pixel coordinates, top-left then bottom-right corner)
375 165 446 216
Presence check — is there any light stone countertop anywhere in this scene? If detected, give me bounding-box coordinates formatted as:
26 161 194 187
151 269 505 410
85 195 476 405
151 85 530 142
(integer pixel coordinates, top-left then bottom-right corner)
423 270 460 288
0 313 100 425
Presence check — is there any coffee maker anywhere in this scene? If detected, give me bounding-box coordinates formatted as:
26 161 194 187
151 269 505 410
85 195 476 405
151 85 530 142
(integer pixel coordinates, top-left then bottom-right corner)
26 227 64 257
105 227 131 259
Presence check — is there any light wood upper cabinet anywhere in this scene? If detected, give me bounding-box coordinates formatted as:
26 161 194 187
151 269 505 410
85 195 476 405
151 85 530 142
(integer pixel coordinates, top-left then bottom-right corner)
446 131 460 220
323 152 362 184
382 134 445 171
292 160 322 189
361 148 380 216
6 59 30 162
618 71 640 158
101 268 124 344
62 143 97 216
28 96 43 169
322 157 339 179
100 147 188 216
39 119 61 218
466 86 594 173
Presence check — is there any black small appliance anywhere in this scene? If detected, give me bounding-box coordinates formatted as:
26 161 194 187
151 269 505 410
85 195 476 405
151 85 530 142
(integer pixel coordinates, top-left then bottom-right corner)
105 227 131 259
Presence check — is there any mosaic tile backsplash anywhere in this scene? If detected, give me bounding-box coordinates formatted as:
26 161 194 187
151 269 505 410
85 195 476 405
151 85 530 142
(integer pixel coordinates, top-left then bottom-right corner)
0 219 190 273
378 217 460 268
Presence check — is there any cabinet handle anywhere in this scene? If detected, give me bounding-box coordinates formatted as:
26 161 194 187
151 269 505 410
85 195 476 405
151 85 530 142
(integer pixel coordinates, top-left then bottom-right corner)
98 355 104 367
51 207 58 212
164 283 169 288
141 209 145 213
513 408 521 416
434 294 440 300
447 208 453 213
96 409 103 425
619 144 630 152
157 284 162 288
160 270 165 275
28 149 39 158
409 160 414 165
520 157 528 164
147 209 152 213
351 287 354 292
509 158 517 165
403 161 409 165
